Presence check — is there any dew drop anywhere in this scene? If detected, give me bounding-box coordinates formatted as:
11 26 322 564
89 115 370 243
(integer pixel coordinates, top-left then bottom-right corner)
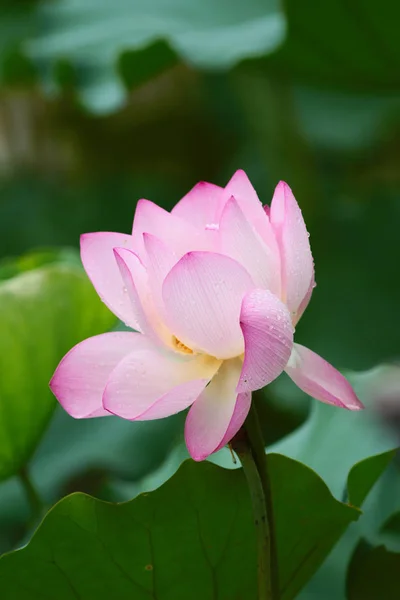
205 223 219 231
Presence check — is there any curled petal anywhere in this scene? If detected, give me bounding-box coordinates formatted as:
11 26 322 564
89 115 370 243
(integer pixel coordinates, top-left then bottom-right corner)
269 181 314 315
163 251 254 359
50 332 145 418
113 248 152 336
238 289 293 393
103 343 220 420
220 196 280 294
185 358 247 461
142 233 177 313
80 232 136 327
284 343 364 410
113 247 172 348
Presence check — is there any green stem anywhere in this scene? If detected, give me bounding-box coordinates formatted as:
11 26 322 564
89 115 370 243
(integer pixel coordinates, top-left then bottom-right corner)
19 467 43 523
231 400 279 600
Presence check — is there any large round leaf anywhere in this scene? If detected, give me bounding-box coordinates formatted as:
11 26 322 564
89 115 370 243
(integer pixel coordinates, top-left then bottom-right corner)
0 262 116 482
269 368 398 499
208 368 398 599
23 0 285 113
0 409 186 555
0 455 360 600
106 368 397 599
4 0 399 114
266 367 399 599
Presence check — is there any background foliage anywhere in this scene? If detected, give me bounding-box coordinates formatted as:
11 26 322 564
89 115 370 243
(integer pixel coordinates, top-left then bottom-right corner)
0 0 399 598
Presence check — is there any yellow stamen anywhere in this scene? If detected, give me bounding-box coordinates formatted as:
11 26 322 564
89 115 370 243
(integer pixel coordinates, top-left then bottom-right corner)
172 336 194 354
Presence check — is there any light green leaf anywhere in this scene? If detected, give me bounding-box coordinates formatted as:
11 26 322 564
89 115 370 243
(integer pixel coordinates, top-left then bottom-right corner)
29 0 285 68
0 410 186 555
268 367 399 600
0 261 116 482
269 367 398 499
210 368 398 599
297 458 400 600
24 0 285 112
0 247 81 281
0 455 361 600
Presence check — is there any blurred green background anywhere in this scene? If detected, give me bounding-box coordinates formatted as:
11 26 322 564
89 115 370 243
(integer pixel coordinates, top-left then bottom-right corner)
0 1 399 597
1 0 399 369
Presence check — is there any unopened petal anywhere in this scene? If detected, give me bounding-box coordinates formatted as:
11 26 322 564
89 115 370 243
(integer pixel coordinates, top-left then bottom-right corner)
220 196 280 294
133 198 212 260
284 343 364 410
171 181 225 228
103 343 220 420
224 170 279 255
238 289 293 393
224 170 264 226
50 332 145 418
80 232 136 327
185 358 248 461
270 181 314 315
163 251 254 359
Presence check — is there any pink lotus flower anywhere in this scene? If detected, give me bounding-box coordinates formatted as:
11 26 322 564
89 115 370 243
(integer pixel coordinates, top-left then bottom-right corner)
50 171 363 460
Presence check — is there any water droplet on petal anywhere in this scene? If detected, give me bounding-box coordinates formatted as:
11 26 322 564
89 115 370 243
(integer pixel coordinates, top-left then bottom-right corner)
205 223 219 231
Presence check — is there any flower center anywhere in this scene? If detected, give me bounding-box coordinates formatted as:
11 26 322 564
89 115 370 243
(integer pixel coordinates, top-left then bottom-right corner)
172 336 194 354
